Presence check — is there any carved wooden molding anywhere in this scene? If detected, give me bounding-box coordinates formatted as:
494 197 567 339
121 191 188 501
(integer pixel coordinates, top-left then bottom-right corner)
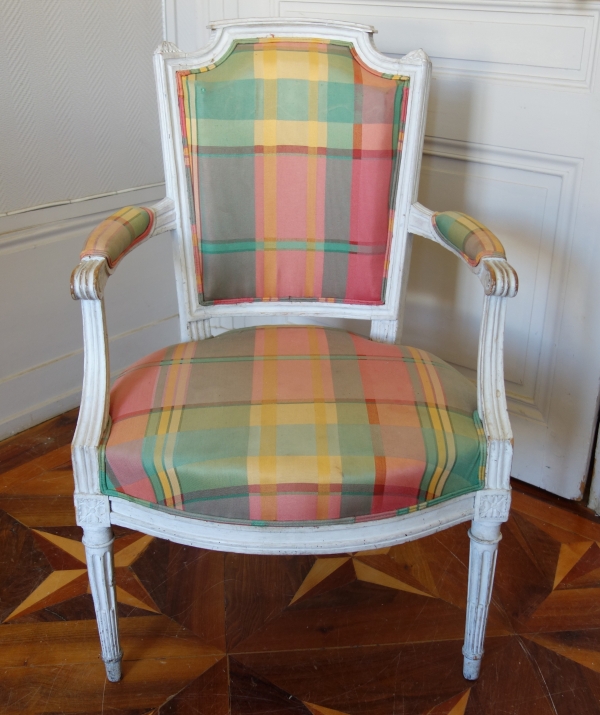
463 520 502 679
478 258 518 298
401 48 430 65
478 295 513 449
70 257 110 301
474 489 511 522
154 40 182 56
370 319 398 344
188 318 212 341
75 494 111 527
82 525 122 682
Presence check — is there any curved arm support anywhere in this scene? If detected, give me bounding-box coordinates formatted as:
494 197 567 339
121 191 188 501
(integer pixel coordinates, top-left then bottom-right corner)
70 198 176 494
73 197 176 288
71 295 110 495
478 294 513 491
408 202 517 491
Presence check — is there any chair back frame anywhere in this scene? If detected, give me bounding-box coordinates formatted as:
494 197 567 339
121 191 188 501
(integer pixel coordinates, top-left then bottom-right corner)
153 19 432 344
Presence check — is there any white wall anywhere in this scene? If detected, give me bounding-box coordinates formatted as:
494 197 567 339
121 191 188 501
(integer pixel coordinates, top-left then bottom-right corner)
0 0 180 438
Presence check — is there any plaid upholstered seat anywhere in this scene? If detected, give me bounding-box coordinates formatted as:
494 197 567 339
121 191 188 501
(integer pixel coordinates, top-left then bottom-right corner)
101 326 485 525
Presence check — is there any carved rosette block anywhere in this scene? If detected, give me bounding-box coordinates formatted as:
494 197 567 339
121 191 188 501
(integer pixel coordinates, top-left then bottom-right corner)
82 526 123 682
75 494 111 527
463 521 502 680
475 489 511 522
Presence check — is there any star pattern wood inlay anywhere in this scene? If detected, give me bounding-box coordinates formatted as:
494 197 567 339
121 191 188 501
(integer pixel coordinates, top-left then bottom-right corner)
1 409 600 714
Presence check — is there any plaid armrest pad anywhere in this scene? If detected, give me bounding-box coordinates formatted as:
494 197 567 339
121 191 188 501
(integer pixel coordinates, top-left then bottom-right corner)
432 211 505 267
81 206 155 268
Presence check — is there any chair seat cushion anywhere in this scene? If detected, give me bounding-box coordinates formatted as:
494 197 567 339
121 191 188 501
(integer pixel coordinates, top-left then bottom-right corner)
101 326 485 525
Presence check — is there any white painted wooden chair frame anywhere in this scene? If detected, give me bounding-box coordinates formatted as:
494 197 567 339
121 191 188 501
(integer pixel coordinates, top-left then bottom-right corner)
70 19 518 684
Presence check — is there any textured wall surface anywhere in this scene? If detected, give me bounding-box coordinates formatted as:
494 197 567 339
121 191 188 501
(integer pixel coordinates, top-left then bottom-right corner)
0 0 164 214
0 1 179 440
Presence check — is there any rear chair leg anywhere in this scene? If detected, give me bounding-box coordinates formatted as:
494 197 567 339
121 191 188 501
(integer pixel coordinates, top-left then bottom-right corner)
83 526 123 682
463 520 502 680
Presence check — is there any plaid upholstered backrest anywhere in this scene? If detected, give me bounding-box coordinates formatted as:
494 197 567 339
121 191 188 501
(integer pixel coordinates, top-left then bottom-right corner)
176 38 410 307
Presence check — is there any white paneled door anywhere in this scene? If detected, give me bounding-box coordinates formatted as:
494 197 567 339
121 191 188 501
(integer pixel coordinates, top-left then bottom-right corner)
165 0 600 503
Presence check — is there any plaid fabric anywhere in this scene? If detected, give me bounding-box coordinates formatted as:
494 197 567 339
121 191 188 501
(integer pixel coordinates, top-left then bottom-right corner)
81 206 154 268
177 39 410 306
432 211 505 267
101 326 485 525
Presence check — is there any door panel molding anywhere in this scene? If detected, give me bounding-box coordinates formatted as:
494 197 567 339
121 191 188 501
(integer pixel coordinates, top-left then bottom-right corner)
277 0 600 89
407 137 582 429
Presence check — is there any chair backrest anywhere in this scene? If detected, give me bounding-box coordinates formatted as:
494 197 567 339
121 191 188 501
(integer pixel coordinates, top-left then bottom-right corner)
155 19 431 342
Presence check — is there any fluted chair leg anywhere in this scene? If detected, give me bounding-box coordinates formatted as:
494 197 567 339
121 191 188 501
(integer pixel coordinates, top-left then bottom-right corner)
83 526 123 682
462 520 502 680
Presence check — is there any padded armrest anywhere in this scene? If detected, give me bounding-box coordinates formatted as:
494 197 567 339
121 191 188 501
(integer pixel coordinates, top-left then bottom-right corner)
431 211 505 267
408 203 517 297
431 211 506 266
80 205 155 269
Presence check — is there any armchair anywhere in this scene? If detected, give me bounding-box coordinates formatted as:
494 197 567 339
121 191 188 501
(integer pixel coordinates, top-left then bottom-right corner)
70 18 517 685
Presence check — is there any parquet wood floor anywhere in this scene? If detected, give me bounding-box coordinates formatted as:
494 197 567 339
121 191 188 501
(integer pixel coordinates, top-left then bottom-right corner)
2 410 600 714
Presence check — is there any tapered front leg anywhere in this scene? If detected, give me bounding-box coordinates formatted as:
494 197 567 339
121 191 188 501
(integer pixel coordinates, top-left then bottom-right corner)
83 526 123 682
462 520 502 680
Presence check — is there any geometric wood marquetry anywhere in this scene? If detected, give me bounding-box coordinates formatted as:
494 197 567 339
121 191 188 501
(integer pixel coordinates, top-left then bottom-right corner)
2 410 600 714
305 703 353 715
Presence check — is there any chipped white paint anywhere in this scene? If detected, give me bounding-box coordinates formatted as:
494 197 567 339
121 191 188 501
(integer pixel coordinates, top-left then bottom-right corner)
475 489 511 522
74 494 111 527
369 320 398 344
81 527 123 682
463 520 502 679
71 18 517 681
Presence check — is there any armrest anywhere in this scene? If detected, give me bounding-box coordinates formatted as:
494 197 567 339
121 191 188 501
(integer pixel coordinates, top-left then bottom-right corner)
71 197 176 300
408 202 518 492
70 197 176 496
81 206 154 268
432 210 505 266
408 202 517 297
